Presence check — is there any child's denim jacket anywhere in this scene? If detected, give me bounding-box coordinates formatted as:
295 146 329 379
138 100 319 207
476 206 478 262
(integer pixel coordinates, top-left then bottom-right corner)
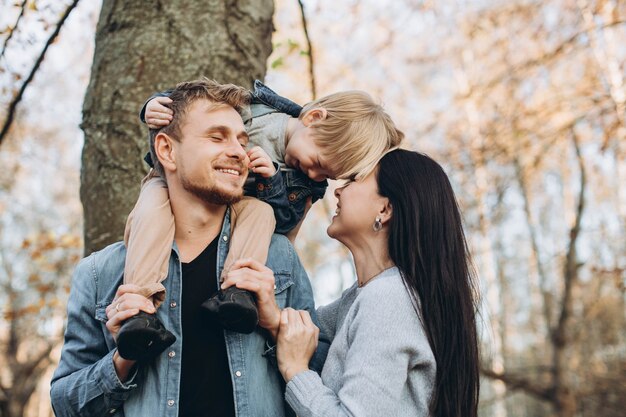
140 81 328 234
247 80 328 233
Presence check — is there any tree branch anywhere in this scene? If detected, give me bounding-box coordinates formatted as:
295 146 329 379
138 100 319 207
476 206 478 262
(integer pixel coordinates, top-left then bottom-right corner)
464 19 626 97
0 0 28 61
515 157 554 333
481 367 554 401
553 129 586 347
297 0 316 99
0 0 81 147
21 343 55 380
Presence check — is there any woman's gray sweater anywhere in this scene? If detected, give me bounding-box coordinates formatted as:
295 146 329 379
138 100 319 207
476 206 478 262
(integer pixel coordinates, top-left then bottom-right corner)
284 267 436 417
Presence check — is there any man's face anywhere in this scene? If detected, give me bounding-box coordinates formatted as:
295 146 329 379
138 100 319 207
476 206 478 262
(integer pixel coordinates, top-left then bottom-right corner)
173 99 250 205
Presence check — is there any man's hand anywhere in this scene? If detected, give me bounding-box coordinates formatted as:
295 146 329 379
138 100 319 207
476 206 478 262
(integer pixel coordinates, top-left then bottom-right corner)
145 96 173 129
105 284 156 381
277 308 319 382
105 284 156 342
221 258 280 339
248 146 277 178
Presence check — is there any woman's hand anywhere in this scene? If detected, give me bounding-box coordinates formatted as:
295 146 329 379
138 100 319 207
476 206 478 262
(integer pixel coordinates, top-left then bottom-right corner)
145 96 173 129
221 258 281 339
277 308 319 382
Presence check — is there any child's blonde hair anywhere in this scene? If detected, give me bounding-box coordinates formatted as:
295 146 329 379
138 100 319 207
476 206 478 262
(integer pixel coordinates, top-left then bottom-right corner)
300 91 404 180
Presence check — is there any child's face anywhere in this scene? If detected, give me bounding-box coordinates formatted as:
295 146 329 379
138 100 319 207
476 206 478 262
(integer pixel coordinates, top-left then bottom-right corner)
284 126 335 181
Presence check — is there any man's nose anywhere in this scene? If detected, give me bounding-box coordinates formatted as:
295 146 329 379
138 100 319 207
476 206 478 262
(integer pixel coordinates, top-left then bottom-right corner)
225 138 247 160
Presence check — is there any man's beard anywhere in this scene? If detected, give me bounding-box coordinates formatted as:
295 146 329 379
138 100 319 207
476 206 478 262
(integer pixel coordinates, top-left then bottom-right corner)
180 169 244 206
181 176 244 205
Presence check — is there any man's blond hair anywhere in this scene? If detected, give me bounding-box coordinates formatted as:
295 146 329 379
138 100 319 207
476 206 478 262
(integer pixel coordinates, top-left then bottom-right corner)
300 91 404 180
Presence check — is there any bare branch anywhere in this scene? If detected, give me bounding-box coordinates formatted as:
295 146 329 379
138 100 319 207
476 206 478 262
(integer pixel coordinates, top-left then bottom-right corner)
553 129 586 347
22 343 54 380
514 158 553 332
297 0 316 99
0 0 81 147
481 367 553 401
464 19 626 97
0 0 28 61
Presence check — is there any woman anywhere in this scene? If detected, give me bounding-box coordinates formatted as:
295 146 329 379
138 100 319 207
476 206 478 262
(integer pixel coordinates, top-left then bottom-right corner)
224 149 479 416
278 149 479 416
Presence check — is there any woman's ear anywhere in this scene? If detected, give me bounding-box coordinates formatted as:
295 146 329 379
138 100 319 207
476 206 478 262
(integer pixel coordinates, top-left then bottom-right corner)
378 198 393 225
301 108 328 126
155 132 177 172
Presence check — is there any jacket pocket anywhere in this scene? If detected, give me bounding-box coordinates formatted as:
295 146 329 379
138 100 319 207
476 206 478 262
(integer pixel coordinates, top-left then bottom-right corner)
274 273 293 308
94 301 112 323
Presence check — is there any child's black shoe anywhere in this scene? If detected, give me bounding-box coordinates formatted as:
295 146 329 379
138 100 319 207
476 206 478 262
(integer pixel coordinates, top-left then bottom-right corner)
116 311 176 361
201 287 259 334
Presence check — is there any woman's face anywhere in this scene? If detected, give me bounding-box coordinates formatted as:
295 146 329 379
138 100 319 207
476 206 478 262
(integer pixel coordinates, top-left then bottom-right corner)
327 170 388 244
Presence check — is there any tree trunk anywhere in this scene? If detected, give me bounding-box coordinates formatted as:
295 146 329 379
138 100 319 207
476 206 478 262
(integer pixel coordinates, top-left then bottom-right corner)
81 0 274 254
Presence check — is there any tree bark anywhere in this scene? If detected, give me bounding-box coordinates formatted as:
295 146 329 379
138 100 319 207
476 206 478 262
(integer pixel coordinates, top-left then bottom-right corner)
81 0 274 254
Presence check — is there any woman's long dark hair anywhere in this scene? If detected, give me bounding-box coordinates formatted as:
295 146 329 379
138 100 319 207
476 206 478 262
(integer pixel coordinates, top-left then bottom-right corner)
377 150 479 417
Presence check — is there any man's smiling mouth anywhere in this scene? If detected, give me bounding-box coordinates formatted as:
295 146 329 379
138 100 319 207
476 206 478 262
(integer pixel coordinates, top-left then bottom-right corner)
217 168 241 176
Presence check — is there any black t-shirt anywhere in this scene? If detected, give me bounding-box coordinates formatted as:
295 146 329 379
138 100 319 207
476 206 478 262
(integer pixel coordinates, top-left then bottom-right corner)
179 236 235 417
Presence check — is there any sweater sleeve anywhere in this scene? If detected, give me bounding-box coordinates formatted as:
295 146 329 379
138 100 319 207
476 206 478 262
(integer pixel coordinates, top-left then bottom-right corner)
284 276 434 417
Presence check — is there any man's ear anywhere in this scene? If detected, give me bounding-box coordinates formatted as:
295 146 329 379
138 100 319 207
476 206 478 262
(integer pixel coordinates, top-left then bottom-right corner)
155 132 177 173
378 198 393 225
301 108 328 127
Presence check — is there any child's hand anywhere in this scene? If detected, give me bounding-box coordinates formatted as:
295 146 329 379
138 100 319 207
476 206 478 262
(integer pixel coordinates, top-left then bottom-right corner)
248 146 276 178
145 96 173 129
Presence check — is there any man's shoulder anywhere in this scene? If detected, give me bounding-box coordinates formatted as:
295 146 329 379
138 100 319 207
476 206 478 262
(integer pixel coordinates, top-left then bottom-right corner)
266 234 298 272
77 241 127 281
267 233 293 255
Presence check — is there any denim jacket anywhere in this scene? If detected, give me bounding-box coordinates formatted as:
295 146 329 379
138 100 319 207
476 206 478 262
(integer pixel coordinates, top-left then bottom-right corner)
50 209 319 417
139 81 328 234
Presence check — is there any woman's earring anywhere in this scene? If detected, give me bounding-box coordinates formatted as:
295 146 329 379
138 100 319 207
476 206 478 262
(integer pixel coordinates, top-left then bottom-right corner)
373 217 383 232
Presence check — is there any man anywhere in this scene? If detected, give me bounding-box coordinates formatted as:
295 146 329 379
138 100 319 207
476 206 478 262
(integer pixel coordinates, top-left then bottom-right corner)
50 79 317 417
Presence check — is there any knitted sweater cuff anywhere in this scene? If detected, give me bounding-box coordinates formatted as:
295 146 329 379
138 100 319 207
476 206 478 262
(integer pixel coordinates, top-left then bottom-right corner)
285 370 322 413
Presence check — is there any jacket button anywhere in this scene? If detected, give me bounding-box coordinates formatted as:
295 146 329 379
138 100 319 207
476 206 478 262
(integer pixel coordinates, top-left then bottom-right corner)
170 302 177 308
235 371 242 377
167 400 175 406
257 183 265 191
222 235 228 242
168 351 176 358
288 192 297 202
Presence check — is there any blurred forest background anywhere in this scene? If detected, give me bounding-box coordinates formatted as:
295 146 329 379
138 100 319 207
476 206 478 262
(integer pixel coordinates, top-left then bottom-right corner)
0 0 624 416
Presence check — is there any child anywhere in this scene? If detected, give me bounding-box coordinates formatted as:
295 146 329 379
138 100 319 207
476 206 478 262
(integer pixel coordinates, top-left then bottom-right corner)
117 79 404 361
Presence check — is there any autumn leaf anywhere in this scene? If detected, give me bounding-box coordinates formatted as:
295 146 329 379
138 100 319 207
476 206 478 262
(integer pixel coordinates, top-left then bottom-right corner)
271 57 284 69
